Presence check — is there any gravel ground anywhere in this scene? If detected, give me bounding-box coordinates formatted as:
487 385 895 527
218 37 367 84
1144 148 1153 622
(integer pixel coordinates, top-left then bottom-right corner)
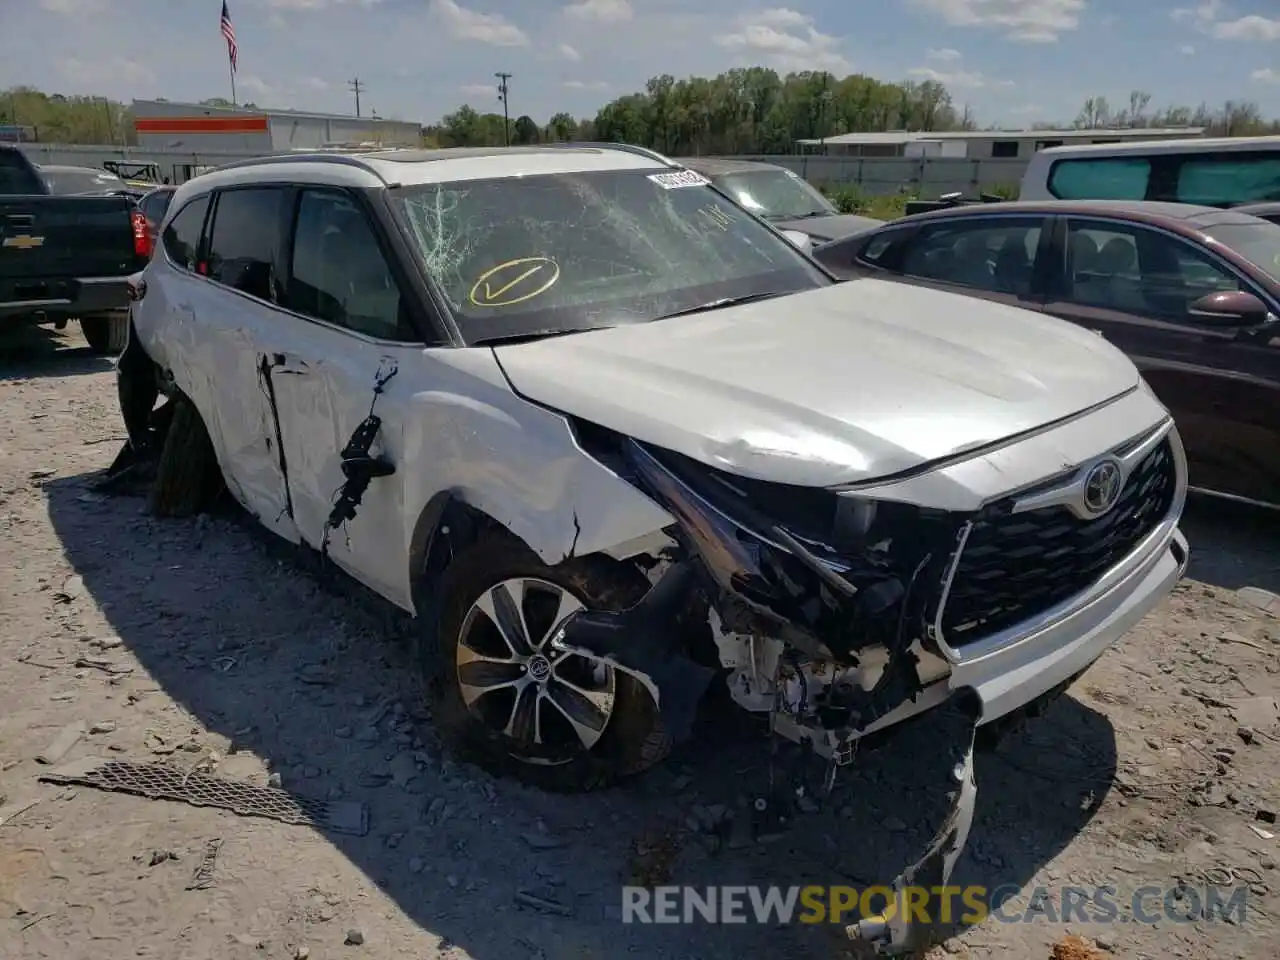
2 327 1280 960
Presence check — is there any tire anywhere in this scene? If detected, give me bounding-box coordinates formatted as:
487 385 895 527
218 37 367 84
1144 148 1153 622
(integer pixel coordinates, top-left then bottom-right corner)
426 532 670 792
149 395 224 517
81 312 129 355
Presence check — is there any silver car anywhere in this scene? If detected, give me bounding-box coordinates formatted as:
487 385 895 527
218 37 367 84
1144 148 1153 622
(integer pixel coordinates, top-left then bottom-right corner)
114 144 1188 954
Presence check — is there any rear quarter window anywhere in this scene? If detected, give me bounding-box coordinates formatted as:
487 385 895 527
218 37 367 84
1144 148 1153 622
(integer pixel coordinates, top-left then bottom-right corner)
1048 158 1151 200
161 195 211 272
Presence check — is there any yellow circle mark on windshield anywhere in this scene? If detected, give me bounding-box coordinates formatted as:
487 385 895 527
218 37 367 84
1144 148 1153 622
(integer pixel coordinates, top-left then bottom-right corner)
468 257 560 307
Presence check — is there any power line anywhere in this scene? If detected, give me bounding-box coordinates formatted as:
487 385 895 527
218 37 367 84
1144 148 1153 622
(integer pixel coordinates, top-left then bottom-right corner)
495 72 512 146
348 77 365 118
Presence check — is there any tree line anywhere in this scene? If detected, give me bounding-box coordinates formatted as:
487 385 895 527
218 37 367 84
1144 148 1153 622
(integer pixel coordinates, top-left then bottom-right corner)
5 71 1280 153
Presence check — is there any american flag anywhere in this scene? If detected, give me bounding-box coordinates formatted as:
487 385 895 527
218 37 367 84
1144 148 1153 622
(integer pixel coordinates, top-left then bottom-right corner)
220 1 238 73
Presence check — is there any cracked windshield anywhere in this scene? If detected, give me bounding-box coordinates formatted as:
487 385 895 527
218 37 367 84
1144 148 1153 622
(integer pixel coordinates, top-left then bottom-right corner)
395 169 825 338
712 168 837 221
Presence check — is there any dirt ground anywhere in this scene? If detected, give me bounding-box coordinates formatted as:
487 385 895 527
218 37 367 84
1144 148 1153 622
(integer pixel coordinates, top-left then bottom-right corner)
3 327 1280 960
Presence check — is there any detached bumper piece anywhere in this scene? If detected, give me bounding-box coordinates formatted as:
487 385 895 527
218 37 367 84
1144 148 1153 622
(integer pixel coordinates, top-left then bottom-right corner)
555 561 716 743
848 690 981 955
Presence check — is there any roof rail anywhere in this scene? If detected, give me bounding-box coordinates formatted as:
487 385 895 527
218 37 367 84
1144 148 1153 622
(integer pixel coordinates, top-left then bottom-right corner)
207 151 390 183
541 141 679 167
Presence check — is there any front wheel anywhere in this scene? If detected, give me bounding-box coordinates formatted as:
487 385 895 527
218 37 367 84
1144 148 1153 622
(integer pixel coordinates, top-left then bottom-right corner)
427 533 670 792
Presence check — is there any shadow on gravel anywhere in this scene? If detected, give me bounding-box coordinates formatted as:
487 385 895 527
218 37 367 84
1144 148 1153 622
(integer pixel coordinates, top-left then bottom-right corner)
0 326 114 379
45 469 1114 959
1181 496 1280 596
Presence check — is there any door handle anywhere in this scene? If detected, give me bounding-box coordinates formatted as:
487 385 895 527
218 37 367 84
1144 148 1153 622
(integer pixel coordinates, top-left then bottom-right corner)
273 352 310 374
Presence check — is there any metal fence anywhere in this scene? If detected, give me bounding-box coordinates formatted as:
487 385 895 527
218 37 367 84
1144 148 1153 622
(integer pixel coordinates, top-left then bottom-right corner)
17 142 1033 197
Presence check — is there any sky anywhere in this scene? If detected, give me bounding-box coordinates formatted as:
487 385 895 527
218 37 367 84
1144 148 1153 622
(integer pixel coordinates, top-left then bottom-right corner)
4 0 1279 127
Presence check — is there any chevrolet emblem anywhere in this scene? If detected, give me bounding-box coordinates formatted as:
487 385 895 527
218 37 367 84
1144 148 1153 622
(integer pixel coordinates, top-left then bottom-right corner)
2 234 44 250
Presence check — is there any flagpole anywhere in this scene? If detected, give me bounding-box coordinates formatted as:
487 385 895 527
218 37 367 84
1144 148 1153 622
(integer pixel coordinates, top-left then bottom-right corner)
230 61 237 107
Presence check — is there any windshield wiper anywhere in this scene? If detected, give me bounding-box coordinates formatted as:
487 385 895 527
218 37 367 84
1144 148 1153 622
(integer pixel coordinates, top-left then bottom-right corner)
653 291 789 321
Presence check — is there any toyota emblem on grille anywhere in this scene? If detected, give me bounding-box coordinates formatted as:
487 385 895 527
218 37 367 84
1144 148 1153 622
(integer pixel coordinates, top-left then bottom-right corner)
1082 459 1124 516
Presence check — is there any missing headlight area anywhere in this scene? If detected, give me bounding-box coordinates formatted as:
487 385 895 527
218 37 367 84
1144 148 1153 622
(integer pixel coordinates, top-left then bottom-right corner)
562 422 967 753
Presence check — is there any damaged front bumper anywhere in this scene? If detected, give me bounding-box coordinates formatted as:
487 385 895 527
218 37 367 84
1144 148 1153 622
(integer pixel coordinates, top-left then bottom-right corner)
551 426 1188 954
846 690 981 954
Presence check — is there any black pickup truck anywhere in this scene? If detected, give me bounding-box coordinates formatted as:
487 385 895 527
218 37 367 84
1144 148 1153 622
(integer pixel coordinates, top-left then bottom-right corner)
1 145 146 354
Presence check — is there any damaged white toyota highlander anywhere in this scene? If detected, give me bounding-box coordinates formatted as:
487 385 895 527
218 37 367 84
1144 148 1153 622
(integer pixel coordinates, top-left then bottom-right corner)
111 145 1189 953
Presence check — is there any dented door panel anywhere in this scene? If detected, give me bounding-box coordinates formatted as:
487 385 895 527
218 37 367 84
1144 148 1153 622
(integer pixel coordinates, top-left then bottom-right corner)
259 318 678 612
132 267 298 542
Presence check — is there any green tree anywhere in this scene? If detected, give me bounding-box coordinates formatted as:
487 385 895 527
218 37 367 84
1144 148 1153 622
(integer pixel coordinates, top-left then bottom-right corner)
513 115 539 144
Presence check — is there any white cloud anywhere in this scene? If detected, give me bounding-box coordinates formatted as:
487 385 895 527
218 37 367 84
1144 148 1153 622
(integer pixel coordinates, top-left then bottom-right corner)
1252 67 1279 83
430 0 528 47
909 0 1085 43
1212 15 1280 40
1180 43 1196 54
56 56 155 89
558 42 582 62
714 8 851 73
926 47 963 61
562 0 632 22
1173 2 1280 40
908 66 1013 89
1172 0 1222 27
564 80 610 91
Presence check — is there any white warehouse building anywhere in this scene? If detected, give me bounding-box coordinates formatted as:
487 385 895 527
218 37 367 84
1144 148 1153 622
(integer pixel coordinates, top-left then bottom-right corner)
130 99 422 154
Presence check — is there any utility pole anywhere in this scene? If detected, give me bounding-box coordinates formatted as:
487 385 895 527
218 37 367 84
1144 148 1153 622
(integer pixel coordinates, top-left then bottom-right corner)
348 77 365 118
495 72 512 146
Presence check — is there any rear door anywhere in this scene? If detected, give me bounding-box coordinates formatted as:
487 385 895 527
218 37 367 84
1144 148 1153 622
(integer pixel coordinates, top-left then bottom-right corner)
172 186 297 540
1044 217 1280 502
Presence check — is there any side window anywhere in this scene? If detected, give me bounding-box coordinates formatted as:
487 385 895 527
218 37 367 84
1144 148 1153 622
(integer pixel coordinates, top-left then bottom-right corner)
1048 158 1151 200
1065 220 1243 321
206 188 286 302
899 219 1043 295
858 232 896 264
160 195 210 272
286 189 410 341
1174 156 1280 206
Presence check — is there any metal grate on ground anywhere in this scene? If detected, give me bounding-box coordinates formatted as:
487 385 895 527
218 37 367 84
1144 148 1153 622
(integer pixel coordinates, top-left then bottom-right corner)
38 758 368 835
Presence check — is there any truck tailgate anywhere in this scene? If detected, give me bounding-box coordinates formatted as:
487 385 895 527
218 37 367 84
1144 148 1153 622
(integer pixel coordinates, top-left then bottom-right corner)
0 196 137 282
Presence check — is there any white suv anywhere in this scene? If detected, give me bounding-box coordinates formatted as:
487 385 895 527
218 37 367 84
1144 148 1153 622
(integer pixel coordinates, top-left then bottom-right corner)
115 145 1188 953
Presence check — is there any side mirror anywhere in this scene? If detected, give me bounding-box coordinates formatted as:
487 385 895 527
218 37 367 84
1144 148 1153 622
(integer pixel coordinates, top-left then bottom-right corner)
1188 290 1270 327
781 229 812 253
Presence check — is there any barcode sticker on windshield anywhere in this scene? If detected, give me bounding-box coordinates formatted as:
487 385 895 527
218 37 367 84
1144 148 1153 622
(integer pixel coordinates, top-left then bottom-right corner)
647 170 710 190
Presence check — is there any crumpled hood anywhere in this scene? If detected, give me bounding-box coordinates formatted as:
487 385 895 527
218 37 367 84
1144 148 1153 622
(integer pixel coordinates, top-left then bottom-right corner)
493 279 1140 488
770 213 884 242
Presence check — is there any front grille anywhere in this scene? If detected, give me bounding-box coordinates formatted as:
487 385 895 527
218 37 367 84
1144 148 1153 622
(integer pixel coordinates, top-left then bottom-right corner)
939 437 1177 649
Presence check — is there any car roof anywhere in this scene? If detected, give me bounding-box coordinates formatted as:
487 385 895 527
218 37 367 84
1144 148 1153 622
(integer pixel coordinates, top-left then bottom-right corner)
1233 201 1280 217
895 198 1264 230
190 145 673 195
684 158 785 176
1035 134 1280 157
